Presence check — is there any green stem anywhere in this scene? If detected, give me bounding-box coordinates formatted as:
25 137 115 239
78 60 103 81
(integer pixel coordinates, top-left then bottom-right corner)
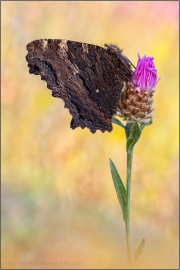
125 147 134 268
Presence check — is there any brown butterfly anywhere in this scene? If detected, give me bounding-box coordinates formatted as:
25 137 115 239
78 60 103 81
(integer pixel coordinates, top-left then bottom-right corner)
26 39 133 133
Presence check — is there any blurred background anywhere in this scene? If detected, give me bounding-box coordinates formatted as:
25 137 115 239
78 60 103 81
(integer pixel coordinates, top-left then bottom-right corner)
2 1 179 269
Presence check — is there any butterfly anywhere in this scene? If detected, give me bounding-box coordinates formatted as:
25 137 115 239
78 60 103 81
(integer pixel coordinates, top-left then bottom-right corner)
26 39 134 133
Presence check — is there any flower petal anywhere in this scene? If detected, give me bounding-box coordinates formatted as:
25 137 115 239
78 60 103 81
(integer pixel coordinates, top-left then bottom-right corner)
131 55 160 92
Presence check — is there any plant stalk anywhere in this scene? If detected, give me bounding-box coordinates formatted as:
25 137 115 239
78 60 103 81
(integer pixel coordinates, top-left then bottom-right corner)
125 147 134 268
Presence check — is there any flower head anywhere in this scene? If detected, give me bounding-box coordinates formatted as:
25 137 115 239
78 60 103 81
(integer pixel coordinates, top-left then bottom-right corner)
117 54 160 124
131 54 159 93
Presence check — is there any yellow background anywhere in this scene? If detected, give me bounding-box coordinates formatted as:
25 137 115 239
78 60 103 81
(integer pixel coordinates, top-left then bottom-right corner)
2 1 179 269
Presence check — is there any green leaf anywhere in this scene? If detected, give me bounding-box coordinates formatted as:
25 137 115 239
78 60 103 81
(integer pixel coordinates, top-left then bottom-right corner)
112 117 125 128
109 158 126 221
133 238 145 266
126 123 142 153
140 121 153 131
125 122 134 138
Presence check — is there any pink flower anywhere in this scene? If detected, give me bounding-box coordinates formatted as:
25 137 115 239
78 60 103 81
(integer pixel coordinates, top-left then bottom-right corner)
131 54 160 92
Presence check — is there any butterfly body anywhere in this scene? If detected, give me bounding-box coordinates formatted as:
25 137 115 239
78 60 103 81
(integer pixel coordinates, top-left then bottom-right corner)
26 39 133 133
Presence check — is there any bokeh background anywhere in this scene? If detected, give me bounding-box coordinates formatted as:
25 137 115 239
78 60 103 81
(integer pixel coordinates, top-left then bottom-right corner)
2 1 179 269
